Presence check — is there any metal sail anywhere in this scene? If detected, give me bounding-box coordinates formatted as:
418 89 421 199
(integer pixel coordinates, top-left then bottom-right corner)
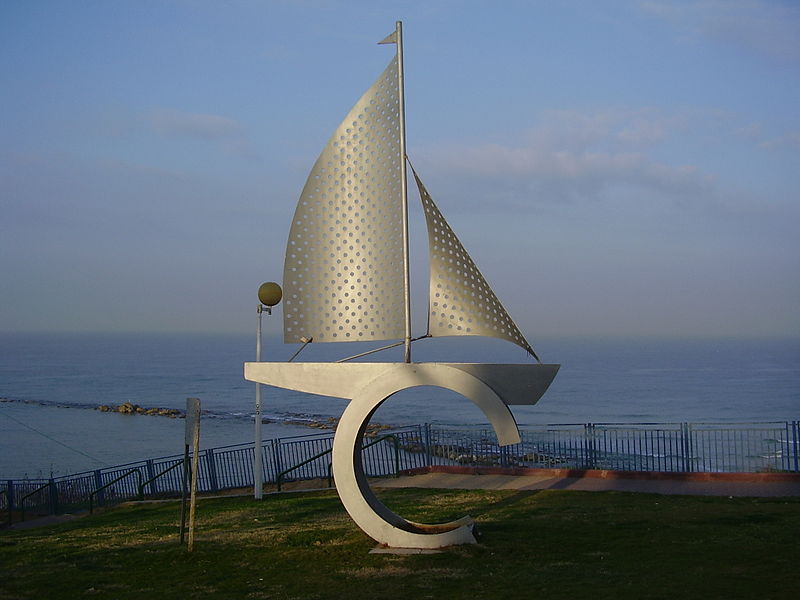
283 57 405 343
412 168 541 360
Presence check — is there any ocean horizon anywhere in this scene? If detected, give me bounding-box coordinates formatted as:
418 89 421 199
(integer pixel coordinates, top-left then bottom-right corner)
1 332 797 479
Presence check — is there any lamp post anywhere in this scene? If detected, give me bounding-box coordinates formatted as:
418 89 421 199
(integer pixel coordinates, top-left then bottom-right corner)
254 281 282 499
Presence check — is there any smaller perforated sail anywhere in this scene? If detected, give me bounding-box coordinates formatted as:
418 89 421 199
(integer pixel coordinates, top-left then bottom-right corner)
413 168 540 360
283 57 405 344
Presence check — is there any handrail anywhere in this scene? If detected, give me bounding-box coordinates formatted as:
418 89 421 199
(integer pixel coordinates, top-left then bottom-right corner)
364 434 400 475
276 447 332 492
276 434 400 492
138 459 185 498
89 469 143 514
19 481 55 522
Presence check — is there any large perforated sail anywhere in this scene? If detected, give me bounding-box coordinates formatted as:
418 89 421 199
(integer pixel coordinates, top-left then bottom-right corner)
413 169 539 359
283 58 405 343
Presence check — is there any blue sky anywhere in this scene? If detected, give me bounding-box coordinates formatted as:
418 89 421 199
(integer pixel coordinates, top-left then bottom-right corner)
2 0 798 339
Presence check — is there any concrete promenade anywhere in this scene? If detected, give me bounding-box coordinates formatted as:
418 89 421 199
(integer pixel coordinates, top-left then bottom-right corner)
372 466 800 497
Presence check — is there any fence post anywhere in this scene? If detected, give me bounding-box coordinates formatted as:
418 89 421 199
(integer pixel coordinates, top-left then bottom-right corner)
205 449 219 493
793 421 799 473
272 439 283 485
260 440 270 485
681 423 694 473
48 479 59 515
583 423 594 470
6 480 14 513
145 460 156 495
93 470 105 507
253 439 262 486
680 423 687 472
424 423 433 467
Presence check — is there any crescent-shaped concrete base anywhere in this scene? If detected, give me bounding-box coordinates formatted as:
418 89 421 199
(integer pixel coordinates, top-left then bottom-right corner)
331 363 519 549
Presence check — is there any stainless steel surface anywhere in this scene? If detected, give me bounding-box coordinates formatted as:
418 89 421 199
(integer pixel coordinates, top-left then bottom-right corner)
244 361 558 406
283 56 405 344
445 363 559 405
395 21 412 363
257 21 561 547
413 169 539 358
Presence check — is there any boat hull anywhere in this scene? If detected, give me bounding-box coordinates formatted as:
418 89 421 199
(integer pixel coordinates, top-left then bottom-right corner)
244 362 559 406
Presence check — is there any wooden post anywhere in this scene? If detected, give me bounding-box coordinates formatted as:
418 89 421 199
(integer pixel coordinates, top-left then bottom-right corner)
179 443 190 544
184 398 201 551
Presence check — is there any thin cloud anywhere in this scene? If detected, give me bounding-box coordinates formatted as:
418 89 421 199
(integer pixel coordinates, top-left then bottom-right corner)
146 108 257 157
759 131 800 150
639 0 800 62
424 144 711 198
526 108 688 150
731 122 800 151
415 108 712 203
148 108 242 139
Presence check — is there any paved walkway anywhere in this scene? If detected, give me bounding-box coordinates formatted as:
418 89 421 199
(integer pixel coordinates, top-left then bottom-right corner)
373 471 800 497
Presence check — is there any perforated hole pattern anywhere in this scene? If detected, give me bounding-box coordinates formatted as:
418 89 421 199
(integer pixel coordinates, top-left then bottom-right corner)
283 57 405 343
414 171 534 355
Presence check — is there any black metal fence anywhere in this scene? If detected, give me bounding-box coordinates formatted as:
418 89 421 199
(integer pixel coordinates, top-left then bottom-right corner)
2 421 797 522
425 421 800 473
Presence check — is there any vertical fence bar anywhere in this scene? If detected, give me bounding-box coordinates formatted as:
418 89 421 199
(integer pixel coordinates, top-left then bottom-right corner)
261 441 271 484
205 449 219 493
784 422 793 472
581 424 588 469
424 423 432 467
145 460 156 495
47 479 57 515
582 423 593 470
273 439 283 484
682 426 690 472
93 470 105 507
7 480 14 513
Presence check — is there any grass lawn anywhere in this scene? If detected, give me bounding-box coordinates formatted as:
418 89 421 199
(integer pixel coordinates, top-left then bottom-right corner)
1 487 798 599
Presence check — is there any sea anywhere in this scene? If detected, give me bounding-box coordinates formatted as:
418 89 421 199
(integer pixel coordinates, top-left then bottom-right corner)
1 332 797 480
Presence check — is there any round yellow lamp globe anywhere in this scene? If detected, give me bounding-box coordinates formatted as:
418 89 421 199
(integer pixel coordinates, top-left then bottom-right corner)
258 282 283 307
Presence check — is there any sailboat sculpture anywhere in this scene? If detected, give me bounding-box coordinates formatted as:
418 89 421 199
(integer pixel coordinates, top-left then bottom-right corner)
245 21 559 549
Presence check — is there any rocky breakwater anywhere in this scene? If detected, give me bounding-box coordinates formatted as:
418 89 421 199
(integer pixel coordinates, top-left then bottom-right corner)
96 402 183 418
284 414 392 436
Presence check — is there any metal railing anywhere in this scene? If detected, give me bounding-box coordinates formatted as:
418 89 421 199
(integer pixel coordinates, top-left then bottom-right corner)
275 434 401 491
89 470 143 514
2 420 797 523
19 481 57 522
138 460 185 498
424 422 800 474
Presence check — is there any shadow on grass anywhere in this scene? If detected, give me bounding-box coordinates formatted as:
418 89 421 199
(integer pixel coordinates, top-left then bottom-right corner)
466 489 544 518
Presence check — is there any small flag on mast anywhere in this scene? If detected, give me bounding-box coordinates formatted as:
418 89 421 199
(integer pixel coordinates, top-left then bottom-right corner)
378 31 396 45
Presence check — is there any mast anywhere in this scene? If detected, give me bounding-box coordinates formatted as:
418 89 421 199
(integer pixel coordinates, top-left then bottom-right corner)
396 21 412 363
